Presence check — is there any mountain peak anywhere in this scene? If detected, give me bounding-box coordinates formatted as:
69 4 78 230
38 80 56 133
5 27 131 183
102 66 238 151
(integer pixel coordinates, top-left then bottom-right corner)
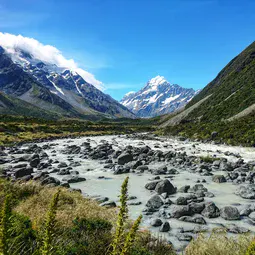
120 77 196 118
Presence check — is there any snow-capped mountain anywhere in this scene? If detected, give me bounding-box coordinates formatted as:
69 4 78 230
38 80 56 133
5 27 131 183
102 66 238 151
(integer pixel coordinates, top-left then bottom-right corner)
120 76 198 117
0 45 135 119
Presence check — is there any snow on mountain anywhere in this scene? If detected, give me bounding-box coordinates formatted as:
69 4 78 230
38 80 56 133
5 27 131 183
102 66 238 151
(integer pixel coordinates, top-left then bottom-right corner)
0 42 135 119
120 76 198 117
0 32 103 90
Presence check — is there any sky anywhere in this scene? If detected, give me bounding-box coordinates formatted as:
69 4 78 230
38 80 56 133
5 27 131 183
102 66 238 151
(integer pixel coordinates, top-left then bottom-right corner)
0 0 255 100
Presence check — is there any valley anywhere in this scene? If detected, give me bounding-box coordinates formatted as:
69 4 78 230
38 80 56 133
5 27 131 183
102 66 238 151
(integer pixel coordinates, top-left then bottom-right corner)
0 25 255 255
1 133 255 251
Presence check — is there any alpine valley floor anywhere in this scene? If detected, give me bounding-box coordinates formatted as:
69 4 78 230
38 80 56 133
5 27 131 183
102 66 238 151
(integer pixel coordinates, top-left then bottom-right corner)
1 133 255 252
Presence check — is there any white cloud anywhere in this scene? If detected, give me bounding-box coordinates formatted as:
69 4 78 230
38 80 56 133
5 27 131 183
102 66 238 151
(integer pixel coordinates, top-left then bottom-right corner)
0 32 104 90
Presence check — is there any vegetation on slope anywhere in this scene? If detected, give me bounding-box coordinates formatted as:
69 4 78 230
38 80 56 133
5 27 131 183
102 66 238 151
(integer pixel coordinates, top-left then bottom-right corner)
185 41 255 122
0 92 58 120
160 111 255 146
160 41 255 146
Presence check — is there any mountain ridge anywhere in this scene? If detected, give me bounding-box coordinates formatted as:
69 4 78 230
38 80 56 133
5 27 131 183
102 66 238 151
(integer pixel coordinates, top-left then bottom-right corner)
0 45 135 119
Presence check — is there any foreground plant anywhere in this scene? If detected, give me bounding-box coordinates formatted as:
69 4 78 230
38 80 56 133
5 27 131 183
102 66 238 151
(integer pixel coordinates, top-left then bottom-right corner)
110 177 142 255
0 195 12 255
120 215 142 255
40 189 60 255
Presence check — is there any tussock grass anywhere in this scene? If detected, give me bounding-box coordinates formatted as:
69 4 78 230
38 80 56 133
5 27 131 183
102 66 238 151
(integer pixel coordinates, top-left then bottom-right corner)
185 231 252 255
13 182 116 229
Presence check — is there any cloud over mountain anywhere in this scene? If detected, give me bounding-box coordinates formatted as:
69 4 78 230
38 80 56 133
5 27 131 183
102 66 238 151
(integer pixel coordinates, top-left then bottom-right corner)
0 32 103 90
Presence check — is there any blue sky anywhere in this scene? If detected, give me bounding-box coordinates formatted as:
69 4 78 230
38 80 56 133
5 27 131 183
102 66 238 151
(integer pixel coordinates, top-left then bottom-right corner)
0 0 255 100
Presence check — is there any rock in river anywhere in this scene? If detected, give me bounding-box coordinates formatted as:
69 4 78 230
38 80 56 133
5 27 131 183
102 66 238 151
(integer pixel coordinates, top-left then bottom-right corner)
212 175 227 183
62 176 86 183
220 206 240 220
159 221 170 232
117 153 133 165
150 218 163 227
201 202 220 218
146 195 164 209
145 180 160 190
235 185 255 199
155 180 176 195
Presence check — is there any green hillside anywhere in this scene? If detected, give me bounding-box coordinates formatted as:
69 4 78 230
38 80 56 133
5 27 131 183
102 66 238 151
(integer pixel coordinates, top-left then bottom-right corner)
0 92 58 120
186 41 255 121
160 41 255 146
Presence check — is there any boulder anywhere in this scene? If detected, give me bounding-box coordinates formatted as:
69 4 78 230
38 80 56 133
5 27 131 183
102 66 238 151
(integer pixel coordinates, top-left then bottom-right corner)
239 206 252 217
176 197 188 205
189 202 205 214
220 206 240 220
62 145 81 154
60 182 70 188
58 162 68 168
201 202 220 218
146 195 164 209
235 185 255 199
113 165 130 175
178 185 190 193
249 212 255 221
100 201 116 208
188 184 208 193
155 180 176 195
159 222 170 232
145 181 160 190
152 166 167 175
177 233 192 242
14 167 33 178
117 153 133 165
93 196 109 203
212 175 227 183
179 216 206 225
30 158 40 168
13 163 27 169
62 176 86 183
171 205 192 218
57 169 70 175
150 218 163 227
226 224 249 234
41 177 60 186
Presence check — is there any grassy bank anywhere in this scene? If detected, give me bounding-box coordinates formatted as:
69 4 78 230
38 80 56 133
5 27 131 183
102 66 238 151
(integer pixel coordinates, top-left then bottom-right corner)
0 178 175 255
0 178 255 255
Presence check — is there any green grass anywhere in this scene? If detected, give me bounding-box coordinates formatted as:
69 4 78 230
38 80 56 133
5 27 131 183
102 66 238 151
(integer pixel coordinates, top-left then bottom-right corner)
160 111 255 147
0 115 157 146
185 41 255 122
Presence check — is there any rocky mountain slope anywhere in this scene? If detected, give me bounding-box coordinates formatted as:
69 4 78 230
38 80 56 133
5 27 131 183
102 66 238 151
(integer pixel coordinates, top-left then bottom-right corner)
162 41 255 127
120 76 197 117
0 46 135 119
